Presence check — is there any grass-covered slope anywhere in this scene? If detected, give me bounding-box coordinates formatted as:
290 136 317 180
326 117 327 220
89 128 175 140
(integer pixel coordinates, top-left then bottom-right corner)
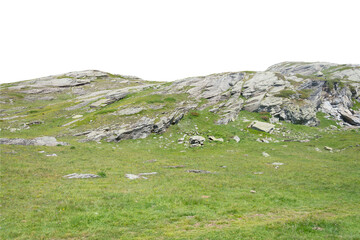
1 64 360 239
1 110 360 239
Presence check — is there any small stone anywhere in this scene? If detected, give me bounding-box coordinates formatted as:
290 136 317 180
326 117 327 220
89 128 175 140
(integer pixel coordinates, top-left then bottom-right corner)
189 136 205 147
272 162 284 166
46 153 57 157
63 173 100 179
253 172 263 175
250 190 256 193
125 174 140 180
138 172 157 176
324 146 333 151
72 115 83 119
233 135 240 143
201 195 210 198
315 147 322 152
187 169 212 174
208 136 224 142
262 152 270 157
164 165 186 168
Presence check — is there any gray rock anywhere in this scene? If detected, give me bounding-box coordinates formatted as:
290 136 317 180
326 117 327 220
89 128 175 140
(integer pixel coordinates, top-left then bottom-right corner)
208 136 224 142
262 152 270 157
338 108 360 126
266 62 337 76
0 136 67 146
25 120 44 126
233 135 240 143
324 146 333 151
125 172 157 180
278 105 319 126
249 121 275 133
272 162 284 166
189 136 205 147
125 174 140 180
46 153 57 157
115 107 143 116
63 173 100 179
186 169 213 174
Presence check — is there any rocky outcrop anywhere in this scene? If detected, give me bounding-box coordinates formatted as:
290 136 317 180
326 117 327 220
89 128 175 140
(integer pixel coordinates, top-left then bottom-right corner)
277 104 319 126
2 61 360 144
266 62 338 76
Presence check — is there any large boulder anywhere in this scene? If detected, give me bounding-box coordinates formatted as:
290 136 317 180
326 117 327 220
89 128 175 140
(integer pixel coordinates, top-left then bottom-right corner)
249 121 275 133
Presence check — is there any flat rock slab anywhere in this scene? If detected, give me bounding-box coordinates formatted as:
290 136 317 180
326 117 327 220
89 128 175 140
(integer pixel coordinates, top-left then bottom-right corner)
63 173 100 179
0 136 68 146
72 115 83 119
208 136 224 142
187 169 213 174
272 162 284 166
249 121 275 133
164 165 186 168
125 172 158 180
115 107 143 116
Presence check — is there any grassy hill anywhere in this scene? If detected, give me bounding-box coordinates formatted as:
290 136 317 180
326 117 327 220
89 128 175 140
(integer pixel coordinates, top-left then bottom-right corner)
1 64 360 239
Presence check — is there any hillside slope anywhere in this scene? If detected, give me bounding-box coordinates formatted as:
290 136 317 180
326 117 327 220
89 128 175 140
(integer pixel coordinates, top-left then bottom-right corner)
1 62 360 239
1 62 359 143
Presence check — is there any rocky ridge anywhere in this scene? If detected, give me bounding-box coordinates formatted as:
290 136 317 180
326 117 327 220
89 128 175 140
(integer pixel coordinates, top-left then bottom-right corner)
1 62 359 143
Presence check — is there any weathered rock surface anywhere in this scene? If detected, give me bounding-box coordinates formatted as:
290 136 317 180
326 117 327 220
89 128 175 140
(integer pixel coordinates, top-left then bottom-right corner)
0 136 68 146
189 136 205 147
115 107 143 116
1 61 359 143
63 173 100 179
249 121 275 133
187 169 213 174
208 136 224 142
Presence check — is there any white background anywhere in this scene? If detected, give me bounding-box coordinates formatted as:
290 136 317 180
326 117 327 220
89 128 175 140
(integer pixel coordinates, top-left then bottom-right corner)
0 0 359 83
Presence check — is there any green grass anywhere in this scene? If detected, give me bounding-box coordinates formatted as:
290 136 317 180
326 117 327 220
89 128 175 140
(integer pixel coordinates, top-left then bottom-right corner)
1 122 359 239
351 99 360 111
275 90 296 98
298 89 313 99
1 76 360 239
94 109 117 115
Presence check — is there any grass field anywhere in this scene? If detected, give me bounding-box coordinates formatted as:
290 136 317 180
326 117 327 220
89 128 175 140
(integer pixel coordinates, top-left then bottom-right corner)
1 111 360 239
